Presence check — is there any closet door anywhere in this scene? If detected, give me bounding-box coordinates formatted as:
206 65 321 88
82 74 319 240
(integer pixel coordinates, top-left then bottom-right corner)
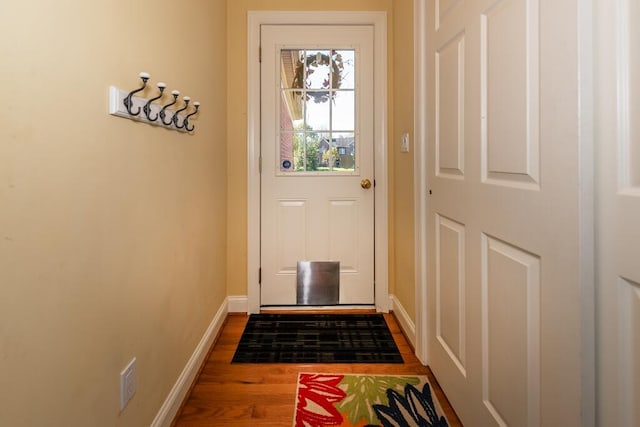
426 0 584 424
596 0 640 425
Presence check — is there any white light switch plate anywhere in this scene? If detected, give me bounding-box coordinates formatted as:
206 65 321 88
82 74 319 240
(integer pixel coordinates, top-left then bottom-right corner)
400 133 410 153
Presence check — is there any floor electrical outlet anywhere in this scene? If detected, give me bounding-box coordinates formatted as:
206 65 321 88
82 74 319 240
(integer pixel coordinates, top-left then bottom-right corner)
120 357 137 411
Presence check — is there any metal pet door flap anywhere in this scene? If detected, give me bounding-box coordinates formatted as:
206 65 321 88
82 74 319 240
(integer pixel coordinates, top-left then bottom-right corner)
296 261 340 305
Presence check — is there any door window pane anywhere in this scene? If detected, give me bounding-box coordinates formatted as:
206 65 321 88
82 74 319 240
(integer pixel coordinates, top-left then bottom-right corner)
331 90 355 131
332 50 355 89
280 91 303 130
332 133 355 171
305 50 332 89
281 49 304 89
279 48 357 174
305 96 330 132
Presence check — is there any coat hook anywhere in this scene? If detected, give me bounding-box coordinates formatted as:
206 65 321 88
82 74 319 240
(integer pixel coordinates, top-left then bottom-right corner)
159 90 180 126
172 96 191 129
143 82 166 121
123 72 150 116
183 102 200 132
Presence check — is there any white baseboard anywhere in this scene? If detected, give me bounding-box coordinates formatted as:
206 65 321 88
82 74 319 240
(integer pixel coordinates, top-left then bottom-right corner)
389 294 416 349
151 299 229 427
227 295 248 313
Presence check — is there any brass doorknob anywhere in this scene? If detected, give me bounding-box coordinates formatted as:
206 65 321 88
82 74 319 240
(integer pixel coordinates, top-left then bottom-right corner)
360 178 372 189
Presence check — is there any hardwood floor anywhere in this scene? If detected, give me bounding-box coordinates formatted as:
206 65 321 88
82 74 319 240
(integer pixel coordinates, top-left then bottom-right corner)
173 312 462 426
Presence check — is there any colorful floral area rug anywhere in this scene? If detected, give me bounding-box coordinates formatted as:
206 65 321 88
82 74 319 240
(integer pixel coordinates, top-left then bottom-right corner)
294 373 449 427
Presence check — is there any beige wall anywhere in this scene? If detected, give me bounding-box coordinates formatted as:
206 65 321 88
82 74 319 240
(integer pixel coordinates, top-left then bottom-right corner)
226 0 416 320
0 1 227 426
392 0 416 320
0 0 416 424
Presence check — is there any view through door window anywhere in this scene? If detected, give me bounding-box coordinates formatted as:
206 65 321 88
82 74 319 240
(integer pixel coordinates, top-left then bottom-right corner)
279 49 357 173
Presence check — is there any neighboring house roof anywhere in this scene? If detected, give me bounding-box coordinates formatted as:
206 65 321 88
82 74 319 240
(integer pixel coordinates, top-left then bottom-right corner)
281 50 303 121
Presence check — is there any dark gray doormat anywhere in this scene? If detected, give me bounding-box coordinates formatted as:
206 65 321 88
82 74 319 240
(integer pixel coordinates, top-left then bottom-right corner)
231 313 404 363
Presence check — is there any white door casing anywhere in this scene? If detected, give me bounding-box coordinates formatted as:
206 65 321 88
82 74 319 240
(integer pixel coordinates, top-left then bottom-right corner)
247 12 388 313
596 0 640 424
417 0 590 425
260 25 375 306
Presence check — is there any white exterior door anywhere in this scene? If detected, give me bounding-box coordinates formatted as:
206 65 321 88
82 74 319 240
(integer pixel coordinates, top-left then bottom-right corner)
596 0 640 425
425 0 585 425
260 25 375 307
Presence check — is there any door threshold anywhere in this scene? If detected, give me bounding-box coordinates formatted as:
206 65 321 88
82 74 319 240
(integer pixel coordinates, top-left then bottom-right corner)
260 305 377 313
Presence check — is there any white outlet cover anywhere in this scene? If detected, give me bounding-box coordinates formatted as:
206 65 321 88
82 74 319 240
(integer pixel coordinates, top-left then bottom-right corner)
120 357 137 411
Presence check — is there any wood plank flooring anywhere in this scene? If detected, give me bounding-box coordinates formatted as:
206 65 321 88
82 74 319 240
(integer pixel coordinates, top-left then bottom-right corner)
173 312 462 426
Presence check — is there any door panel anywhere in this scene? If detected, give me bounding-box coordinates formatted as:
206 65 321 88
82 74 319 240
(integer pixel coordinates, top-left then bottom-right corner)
435 214 466 375
481 0 539 188
436 32 465 179
260 25 375 307
426 0 583 424
482 235 540 427
276 200 307 273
